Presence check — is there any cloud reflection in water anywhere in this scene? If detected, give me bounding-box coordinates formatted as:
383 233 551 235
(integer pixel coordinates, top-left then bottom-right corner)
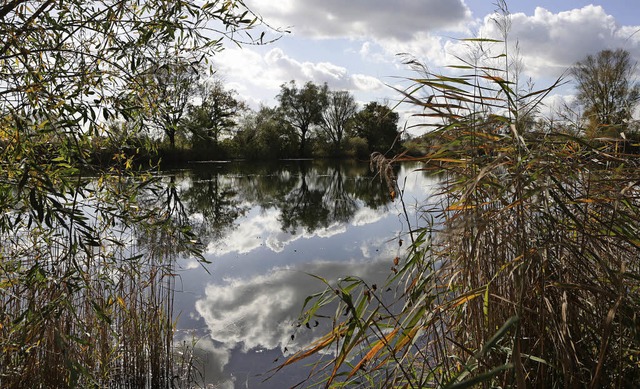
196 255 394 354
170 161 437 387
207 207 365 257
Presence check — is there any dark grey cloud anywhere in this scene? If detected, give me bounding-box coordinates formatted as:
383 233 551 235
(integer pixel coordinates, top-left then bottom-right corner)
250 0 471 40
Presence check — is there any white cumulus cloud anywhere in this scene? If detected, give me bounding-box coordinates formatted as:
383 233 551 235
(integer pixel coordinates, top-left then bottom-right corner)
474 5 640 79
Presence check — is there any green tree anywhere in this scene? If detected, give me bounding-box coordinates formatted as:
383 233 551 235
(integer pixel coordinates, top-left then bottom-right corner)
234 105 297 159
277 81 329 157
351 102 401 154
571 49 640 137
321 90 358 154
188 78 248 148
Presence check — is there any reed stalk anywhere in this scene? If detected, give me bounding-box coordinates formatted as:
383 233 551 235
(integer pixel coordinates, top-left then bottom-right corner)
283 10 640 387
0 174 202 388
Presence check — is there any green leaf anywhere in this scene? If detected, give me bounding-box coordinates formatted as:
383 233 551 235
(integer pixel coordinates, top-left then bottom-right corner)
445 364 513 389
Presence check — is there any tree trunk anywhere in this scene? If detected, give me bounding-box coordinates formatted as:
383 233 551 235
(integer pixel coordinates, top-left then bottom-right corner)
299 127 307 157
168 130 176 148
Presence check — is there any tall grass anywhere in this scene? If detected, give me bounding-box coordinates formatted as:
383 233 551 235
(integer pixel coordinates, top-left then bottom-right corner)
0 173 202 388
282 13 640 388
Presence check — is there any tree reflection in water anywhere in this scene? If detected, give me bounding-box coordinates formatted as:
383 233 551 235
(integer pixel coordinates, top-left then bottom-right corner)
179 167 249 246
170 160 395 242
163 160 430 388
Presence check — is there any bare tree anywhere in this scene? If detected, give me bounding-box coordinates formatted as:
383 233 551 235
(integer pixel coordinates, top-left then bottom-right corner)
571 49 640 137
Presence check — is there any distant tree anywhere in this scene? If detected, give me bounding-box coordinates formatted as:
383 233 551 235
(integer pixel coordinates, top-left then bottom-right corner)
234 106 297 159
188 79 248 147
277 81 329 157
321 90 358 154
146 54 200 148
351 102 400 154
571 49 640 137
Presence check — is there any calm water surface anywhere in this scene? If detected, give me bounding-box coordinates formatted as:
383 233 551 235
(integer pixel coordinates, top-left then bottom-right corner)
167 160 437 388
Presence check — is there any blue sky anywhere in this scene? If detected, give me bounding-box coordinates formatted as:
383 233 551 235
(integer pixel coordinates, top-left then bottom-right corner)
212 1 640 134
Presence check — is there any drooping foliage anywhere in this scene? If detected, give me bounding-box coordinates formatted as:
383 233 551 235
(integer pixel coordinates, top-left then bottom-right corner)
0 1 275 387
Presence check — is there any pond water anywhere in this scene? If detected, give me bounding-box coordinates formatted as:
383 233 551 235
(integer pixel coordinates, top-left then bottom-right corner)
166 159 437 388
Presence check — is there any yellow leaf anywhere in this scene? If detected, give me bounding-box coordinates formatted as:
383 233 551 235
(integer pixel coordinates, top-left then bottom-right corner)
448 290 483 309
276 327 343 371
575 198 606 203
432 157 467 164
347 328 399 380
446 204 476 211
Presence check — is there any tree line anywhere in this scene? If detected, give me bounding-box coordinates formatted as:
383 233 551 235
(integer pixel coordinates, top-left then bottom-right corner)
121 59 404 161
132 47 640 165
